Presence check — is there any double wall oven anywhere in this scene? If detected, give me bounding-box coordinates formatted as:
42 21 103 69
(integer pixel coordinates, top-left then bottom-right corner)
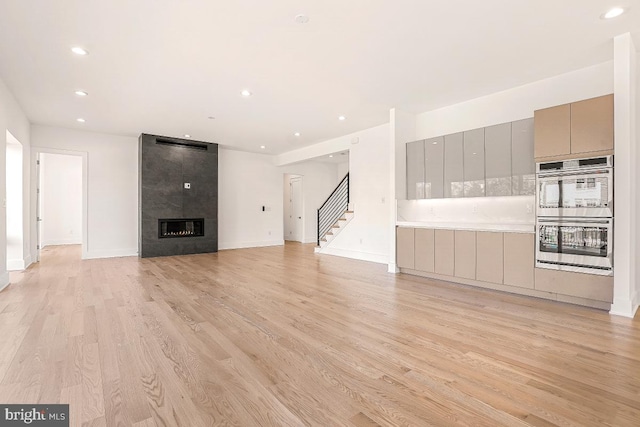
536 156 613 276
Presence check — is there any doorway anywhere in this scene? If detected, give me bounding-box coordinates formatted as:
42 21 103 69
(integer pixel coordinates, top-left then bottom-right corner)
284 174 303 242
33 148 88 262
5 131 24 271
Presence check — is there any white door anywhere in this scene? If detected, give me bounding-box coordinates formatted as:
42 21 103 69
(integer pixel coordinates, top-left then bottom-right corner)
36 153 42 261
290 177 303 242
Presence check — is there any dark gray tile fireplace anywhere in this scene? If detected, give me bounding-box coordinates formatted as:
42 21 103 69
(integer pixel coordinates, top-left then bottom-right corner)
139 134 218 258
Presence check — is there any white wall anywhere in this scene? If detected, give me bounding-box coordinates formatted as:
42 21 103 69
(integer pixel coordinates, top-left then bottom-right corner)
320 124 390 263
280 161 340 244
40 153 82 247
0 76 30 288
337 160 349 182
218 148 283 249
6 133 22 270
30 125 138 259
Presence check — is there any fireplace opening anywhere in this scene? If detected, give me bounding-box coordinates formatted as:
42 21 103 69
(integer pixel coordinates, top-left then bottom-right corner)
158 218 204 238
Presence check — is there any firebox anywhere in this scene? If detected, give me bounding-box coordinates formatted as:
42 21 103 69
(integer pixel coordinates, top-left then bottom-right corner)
158 218 204 238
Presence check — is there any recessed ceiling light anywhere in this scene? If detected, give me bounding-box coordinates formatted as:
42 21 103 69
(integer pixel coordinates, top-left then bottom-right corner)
294 132 301 137
432 141 438 145
260 145 266 149
473 152 477 155
76 118 85 123
602 7 626 19
329 155 333 158
71 46 88 55
295 14 310 24
241 89 252 97
74 90 88 96
338 115 346 121
184 134 191 138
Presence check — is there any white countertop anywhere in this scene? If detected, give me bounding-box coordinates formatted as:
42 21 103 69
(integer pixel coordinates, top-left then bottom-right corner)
396 221 535 233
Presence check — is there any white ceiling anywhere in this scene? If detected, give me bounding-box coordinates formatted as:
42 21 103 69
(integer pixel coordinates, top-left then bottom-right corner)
0 1 639 154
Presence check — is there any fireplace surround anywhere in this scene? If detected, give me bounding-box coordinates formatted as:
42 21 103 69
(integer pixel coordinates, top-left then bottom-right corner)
139 134 218 257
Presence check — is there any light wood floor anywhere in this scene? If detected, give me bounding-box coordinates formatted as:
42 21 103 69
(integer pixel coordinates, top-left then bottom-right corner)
1 243 639 426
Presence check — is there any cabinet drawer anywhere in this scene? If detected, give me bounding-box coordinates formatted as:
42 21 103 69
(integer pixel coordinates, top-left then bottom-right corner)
534 268 613 303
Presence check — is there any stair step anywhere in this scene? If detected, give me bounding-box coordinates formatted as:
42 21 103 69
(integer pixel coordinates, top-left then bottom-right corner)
332 225 340 229
338 218 347 221
345 211 354 214
326 232 334 236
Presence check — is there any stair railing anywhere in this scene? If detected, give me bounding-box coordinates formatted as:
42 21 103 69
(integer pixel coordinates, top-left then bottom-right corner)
317 173 349 245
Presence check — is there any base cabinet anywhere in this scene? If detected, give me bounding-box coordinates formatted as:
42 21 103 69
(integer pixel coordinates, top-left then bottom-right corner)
397 226 612 309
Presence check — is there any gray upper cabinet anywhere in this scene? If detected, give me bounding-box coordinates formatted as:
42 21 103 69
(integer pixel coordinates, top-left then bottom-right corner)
511 118 535 195
424 136 444 199
484 123 512 197
444 133 464 198
463 128 485 197
406 117 533 200
406 140 425 199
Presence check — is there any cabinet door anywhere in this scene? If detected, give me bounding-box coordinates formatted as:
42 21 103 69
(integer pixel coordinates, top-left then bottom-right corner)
415 228 435 272
406 141 425 200
535 268 613 303
444 133 464 198
570 94 614 154
396 227 415 269
183 149 218 218
484 123 512 197
434 229 455 276
454 231 476 279
503 233 534 289
476 232 504 284
534 104 570 159
424 137 444 199
511 118 535 195
463 128 485 197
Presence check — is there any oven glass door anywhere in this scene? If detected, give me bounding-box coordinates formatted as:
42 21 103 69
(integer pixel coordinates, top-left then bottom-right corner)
537 169 612 217
537 219 612 275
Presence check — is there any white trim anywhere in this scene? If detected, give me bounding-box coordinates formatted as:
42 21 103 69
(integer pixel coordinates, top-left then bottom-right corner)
42 239 82 247
219 240 284 250
31 147 89 260
388 263 400 273
609 296 638 318
318 247 388 264
83 248 138 260
0 272 10 291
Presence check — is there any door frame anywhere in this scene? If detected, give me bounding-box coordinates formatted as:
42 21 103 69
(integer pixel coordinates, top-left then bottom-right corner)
31 147 88 261
289 176 304 243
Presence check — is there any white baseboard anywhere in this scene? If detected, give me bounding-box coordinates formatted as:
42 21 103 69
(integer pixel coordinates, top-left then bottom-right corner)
42 238 82 247
23 254 32 270
219 240 284 250
318 247 388 264
83 248 138 260
0 271 9 292
388 263 400 274
609 295 639 318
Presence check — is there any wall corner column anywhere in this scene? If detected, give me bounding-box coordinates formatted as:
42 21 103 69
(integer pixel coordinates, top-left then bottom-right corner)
389 108 416 273
611 32 639 318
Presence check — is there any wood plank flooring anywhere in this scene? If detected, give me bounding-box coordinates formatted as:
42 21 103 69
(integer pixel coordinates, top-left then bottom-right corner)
1 243 639 426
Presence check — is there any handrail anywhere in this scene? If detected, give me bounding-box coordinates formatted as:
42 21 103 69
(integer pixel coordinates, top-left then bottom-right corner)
317 173 349 245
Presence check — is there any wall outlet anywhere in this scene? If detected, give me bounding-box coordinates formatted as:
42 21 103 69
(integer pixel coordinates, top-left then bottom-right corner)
184 183 191 189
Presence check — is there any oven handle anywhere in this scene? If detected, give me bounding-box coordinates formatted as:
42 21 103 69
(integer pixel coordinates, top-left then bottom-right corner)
537 169 611 179
537 218 612 225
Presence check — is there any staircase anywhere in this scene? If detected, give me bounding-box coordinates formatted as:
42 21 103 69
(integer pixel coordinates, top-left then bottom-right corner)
316 173 353 250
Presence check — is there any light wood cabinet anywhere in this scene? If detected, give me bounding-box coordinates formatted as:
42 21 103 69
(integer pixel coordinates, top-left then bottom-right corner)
503 233 534 289
570 94 614 154
415 228 435 272
434 229 455 276
454 231 476 279
534 268 613 303
396 227 415 269
476 232 504 284
534 104 571 159
534 94 614 161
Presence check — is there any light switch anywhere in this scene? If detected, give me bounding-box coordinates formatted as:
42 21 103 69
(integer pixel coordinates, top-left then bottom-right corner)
184 183 191 189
